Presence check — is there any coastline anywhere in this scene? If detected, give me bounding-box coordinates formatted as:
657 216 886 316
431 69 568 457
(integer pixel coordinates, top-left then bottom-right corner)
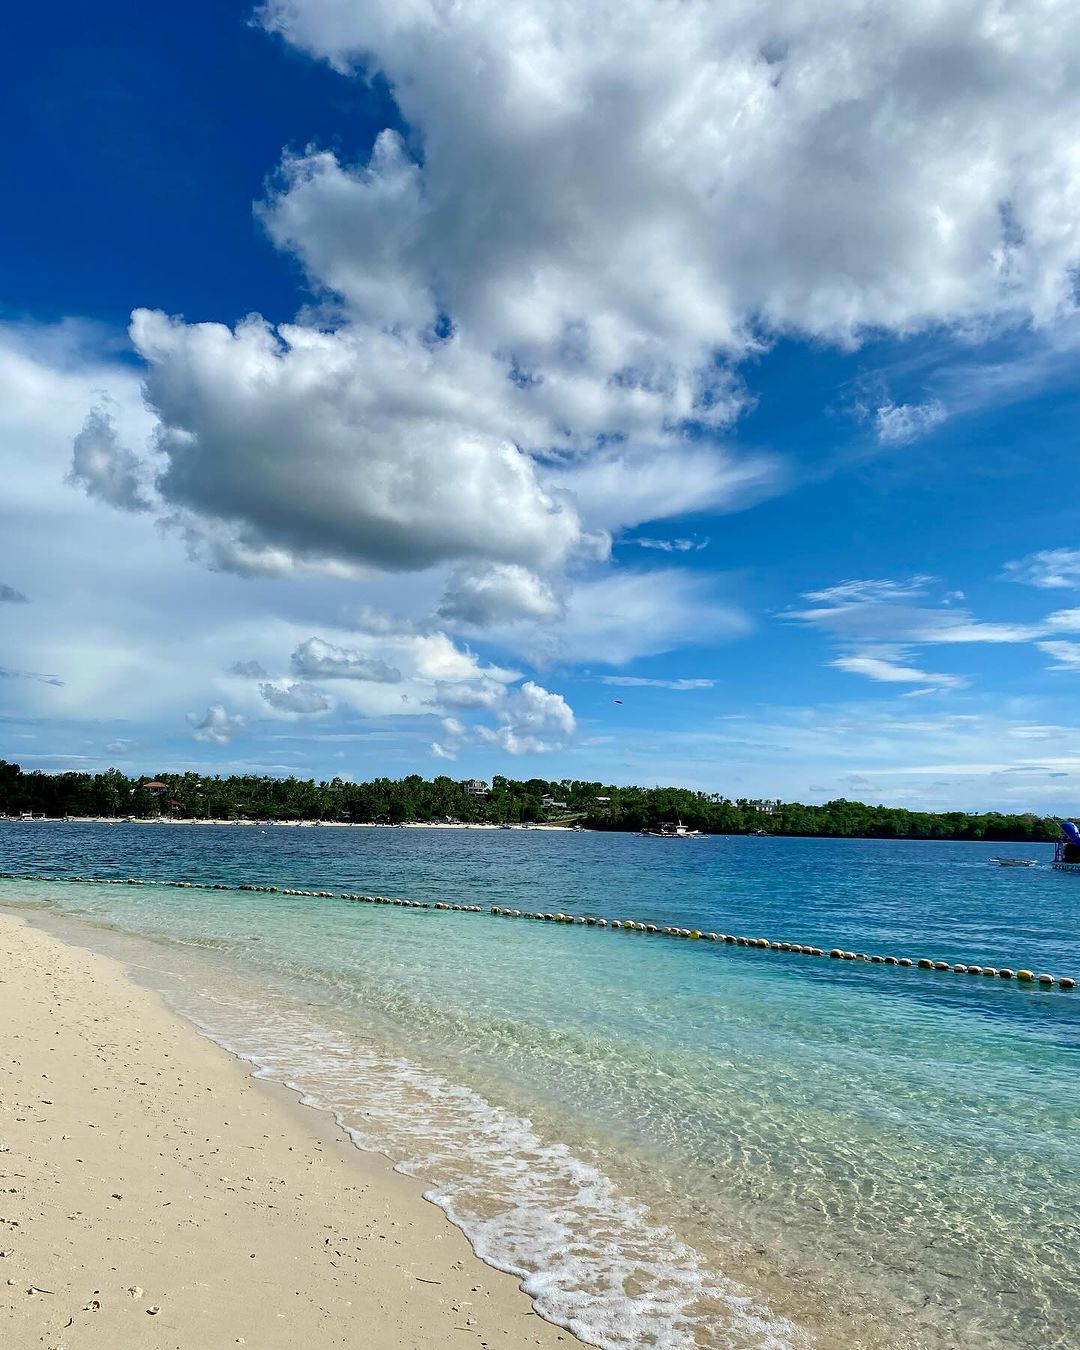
0 817 581 830
0 909 574 1350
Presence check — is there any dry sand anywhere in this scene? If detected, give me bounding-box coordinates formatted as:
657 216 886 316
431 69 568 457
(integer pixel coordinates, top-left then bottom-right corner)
0 911 574 1350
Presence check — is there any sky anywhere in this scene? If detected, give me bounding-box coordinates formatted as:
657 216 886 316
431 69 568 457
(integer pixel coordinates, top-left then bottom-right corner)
2 0 1080 812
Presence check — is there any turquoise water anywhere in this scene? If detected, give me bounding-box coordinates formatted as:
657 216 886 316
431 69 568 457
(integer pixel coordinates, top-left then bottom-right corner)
1 823 1077 1349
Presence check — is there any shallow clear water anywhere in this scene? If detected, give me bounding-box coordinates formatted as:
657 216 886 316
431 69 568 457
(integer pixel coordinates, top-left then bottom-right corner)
1 822 1077 1349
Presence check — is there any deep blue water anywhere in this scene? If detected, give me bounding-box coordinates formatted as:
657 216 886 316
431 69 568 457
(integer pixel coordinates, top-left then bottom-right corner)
1 822 1077 1350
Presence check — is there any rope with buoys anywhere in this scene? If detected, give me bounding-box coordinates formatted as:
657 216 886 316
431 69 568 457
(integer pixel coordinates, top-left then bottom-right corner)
0 870 1073 992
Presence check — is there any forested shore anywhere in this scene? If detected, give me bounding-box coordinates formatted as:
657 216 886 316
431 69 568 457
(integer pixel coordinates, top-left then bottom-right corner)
0 761 1064 841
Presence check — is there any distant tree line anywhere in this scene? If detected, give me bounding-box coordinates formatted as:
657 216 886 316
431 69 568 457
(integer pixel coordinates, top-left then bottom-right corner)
0 761 1066 841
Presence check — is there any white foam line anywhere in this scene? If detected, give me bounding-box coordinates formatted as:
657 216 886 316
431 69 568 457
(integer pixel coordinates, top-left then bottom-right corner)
168 989 808 1350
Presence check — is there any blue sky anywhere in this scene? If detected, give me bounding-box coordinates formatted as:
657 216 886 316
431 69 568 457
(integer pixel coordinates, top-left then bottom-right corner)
3 0 1080 810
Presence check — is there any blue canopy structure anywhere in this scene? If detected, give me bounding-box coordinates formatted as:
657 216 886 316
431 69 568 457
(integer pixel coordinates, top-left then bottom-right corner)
1060 820 1080 847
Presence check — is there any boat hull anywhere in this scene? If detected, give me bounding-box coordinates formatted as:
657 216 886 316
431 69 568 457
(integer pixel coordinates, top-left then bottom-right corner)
1051 861 1080 872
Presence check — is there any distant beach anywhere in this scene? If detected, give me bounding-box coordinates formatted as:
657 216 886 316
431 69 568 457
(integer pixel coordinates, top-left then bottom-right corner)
0 815 581 829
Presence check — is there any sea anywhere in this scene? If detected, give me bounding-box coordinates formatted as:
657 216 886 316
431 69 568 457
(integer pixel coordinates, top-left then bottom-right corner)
0 822 1077 1350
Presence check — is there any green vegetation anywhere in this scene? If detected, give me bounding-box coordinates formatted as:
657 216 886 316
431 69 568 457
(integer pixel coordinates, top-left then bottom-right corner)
0 760 1064 840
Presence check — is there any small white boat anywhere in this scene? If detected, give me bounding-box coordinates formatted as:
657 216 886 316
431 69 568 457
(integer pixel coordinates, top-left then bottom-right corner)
990 857 1038 867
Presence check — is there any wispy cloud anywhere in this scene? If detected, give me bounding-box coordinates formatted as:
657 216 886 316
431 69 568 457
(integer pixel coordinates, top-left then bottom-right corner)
601 676 715 690
1004 549 1080 590
632 537 709 554
0 665 63 687
830 651 967 689
1037 641 1080 670
874 400 947 445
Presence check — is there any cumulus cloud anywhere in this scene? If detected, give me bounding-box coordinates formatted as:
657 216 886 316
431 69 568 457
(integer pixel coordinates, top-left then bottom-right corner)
105 0 1080 597
432 677 509 711
437 564 563 627
475 679 576 755
261 0 1080 349
130 308 585 580
68 407 152 512
430 741 457 760
1004 548 1080 590
874 400 947 445
259 681 334 715
291 636 402 682
0 583 28 603
187 705 246 744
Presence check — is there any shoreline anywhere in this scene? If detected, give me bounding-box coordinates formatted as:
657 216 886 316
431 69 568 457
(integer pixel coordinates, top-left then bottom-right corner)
0 908 575 1350
0 816 582 830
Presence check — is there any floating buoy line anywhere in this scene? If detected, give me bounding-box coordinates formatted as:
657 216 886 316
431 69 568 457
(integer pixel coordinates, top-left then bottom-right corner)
0 870 1074 992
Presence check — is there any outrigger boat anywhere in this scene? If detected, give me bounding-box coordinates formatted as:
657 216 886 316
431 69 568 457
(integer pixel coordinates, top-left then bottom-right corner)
1052 820 1080 872
640 818 701 838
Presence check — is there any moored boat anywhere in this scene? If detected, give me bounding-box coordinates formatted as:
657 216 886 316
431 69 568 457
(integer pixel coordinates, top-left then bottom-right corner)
641 818 701 838
990 857 1038 867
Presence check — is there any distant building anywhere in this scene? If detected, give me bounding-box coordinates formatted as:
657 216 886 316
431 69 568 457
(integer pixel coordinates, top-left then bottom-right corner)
464 779 489 796
594 795 611 804
541 794 567 810
143 781 168 797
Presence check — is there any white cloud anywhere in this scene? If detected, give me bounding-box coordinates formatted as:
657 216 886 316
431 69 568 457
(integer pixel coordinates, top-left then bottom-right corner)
789 577 1046 645
633 538 708 554
187 706 246 744
68 407 152 512
438 563 563 627
1045 608 1080 631
476 679 576 755
131 309 585 579
801 577 935 606
291 636 402 682
97 0 1080 612
874 400 947 445
519 569 750 667
432 678 509 711
830 651 967 688
1037 641 1080 670
430 741 457 760
261 0 1080 352
548 443 774 534
440 717 466 738
1005 549 1080 590
602 676 715 690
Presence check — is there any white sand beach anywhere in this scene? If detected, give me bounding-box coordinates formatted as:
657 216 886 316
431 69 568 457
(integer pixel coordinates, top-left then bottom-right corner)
0 910 574 1350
